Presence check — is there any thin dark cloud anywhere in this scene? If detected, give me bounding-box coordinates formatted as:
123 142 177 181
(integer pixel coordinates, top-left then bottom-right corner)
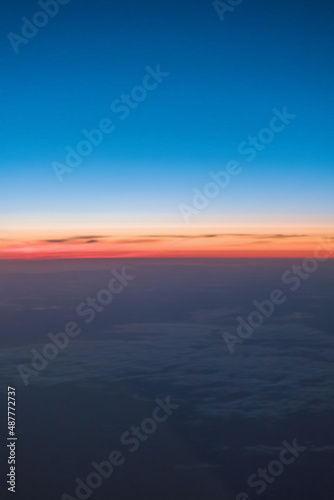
71 235 105 240
117 239 160 244
224 234 308 239
43 235 105 244
142 233 309 241
269 234 308 239
41 233 310 246
44 239 68 243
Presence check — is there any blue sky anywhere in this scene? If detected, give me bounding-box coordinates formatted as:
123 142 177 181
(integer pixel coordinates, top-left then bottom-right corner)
1 0 333 231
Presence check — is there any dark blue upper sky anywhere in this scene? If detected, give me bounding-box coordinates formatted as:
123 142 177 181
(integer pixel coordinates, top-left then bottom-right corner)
1 0 333 223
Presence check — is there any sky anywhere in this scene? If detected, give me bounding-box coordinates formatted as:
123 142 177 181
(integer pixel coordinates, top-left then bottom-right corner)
0 0 333 258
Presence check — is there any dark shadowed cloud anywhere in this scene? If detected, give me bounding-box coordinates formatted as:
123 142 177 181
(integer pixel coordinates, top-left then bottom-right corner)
43 236 105 244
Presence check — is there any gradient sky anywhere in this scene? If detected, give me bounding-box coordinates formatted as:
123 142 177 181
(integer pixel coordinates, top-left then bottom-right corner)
1 0 333 258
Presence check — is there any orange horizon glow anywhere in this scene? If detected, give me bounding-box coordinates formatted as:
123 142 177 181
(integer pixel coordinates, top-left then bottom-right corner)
0 230 333 260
